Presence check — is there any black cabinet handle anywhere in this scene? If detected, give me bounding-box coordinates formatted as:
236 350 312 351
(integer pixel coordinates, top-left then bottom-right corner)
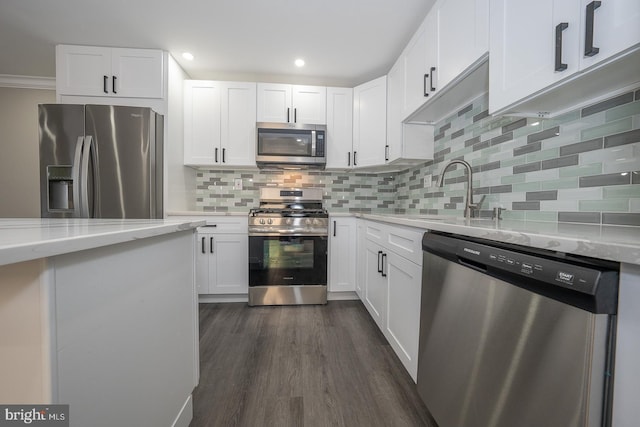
287 107 290 123
103 76 108 94
555 22 569 71
215 147 219 163
385 145 389 161
424 73 429 97
294 108 297 123
585 1 601 57
333 221 337 237
222 148 226 163
377 251 383 273
430 67 436 92
353 151 357 166
381 253 387 277
201 237 205 254
112 76 117 94
210 237 214 253
347 152 351 166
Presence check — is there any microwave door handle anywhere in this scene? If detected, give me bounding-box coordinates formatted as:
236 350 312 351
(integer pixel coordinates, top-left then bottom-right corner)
311 130 316 156
71 136 84 217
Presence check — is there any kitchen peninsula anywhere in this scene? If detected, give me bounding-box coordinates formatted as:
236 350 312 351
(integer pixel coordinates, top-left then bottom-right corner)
0 218 204 427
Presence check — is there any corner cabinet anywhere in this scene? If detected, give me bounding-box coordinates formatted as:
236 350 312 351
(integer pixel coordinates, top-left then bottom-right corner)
352 76 387 168
256 83 326 124
183 80 257 167
489 0 640 116
360 220 423 381
328 217 357 293
195 218 249 295
56 45 164 99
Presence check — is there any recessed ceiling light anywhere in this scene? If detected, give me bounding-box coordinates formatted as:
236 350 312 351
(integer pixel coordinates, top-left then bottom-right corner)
182 52 194 61
294 58 305 67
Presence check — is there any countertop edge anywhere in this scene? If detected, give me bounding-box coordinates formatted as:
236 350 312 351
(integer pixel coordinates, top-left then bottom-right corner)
356 213 640 266
0 219 205 267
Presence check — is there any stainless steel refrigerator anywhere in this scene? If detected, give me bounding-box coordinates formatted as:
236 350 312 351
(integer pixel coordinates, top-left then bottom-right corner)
39 104 163 219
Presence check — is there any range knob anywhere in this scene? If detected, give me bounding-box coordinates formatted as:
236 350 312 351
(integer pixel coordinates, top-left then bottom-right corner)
267 218 273 225
305 219 312 226
259 218 265 225
286 218 293 225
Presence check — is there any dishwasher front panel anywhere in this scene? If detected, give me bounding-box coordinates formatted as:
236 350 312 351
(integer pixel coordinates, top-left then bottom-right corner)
417 232 617 427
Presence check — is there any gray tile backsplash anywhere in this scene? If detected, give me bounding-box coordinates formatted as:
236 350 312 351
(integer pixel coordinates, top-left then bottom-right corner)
193 86 640 224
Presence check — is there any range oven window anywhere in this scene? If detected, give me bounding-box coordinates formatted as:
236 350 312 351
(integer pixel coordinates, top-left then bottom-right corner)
264 238 314 269
249 235 328 286
257 129 313 156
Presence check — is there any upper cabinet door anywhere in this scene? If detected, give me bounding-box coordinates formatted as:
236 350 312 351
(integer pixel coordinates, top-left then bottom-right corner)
352 76 387 168
110 48 164 98
256 83 292 123
183 81 221 166
402 14 433 118
292 85 327 124
56 45 112 97
326 87 353 169
220 82 257 167
489 0 580 114
578 0 640 70
437 0 489 90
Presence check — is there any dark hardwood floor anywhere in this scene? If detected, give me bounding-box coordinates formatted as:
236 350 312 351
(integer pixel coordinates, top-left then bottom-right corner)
191 300 435 427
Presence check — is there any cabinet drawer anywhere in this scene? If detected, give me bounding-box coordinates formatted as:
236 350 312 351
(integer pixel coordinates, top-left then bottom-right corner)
364 219 424 265
200 217 248 234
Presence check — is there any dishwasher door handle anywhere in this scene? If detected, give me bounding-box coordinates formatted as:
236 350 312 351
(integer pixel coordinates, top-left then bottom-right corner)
458 256 487 273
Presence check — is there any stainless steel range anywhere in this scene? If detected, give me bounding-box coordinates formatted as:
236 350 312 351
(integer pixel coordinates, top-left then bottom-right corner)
248 188 328 306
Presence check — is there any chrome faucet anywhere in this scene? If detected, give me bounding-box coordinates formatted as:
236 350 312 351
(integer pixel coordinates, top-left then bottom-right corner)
436 159 485 219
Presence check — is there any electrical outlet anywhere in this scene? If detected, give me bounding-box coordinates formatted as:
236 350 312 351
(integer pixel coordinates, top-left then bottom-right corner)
234 178 242 190
424 174 432 188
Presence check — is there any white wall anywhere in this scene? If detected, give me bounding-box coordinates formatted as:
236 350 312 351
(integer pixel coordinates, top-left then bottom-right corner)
0 86 55 217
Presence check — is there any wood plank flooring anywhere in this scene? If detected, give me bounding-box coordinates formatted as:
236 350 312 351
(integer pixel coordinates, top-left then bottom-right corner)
191 301 435 427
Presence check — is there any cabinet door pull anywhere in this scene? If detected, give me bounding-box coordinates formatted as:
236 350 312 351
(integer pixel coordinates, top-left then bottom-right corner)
555 22 569 71
222 148 226 163
210 237 214 253
294 108 297 123
103 75 108 94
430 67 436 92
385 144 389 161
585 1 601 57
353 151 357 166
333 221 337 237
112 76 117 94
287 107 290 123
201 237 205 254
377 250 383 273
215 147 219 163
424 73 429 97
381 253 387 277
347 152 351 166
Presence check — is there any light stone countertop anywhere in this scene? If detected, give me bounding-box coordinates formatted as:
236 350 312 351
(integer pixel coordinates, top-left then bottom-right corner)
0 218 205 267
167 211 247 217
357 213 640 266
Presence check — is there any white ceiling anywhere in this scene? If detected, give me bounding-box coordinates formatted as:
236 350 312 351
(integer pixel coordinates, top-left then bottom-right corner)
0 0 435 87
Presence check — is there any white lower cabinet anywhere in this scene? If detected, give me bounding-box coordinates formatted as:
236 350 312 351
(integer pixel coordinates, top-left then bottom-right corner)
359 219 423 381
195 218 248 295
328 217 357 293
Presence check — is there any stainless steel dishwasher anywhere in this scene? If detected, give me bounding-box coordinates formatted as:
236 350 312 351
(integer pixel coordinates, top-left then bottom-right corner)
417 231 619 427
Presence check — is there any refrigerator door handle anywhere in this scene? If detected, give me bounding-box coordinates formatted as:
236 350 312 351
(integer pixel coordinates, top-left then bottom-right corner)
87 136 100 217
71 136 84 217
79 136 97 217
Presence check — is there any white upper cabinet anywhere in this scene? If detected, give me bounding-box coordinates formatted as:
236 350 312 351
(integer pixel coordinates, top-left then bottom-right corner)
436 0 489 89
352 76 387 168
56 45 164 99
387 57 434 166
325 87 354 169
490 0 640 116
184 80 256 167
400 0 489 123
257 83 326 124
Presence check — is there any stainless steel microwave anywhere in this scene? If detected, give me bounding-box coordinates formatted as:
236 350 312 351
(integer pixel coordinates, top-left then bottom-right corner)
256 122 326 169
